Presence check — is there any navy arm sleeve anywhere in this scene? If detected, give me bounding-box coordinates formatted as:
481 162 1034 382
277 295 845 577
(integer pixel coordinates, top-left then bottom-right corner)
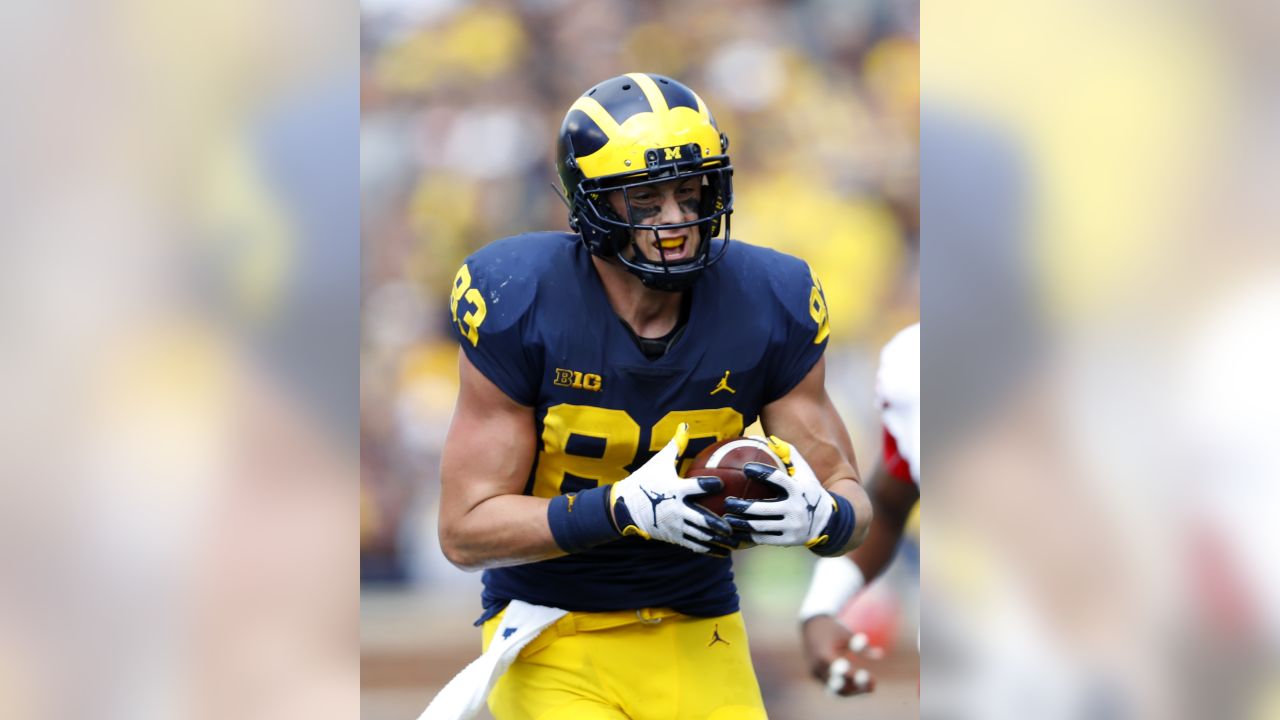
447 246 543 406
763 254 831 403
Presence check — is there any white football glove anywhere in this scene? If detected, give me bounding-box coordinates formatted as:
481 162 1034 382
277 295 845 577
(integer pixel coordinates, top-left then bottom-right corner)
723 436 836 548
610 423 735 556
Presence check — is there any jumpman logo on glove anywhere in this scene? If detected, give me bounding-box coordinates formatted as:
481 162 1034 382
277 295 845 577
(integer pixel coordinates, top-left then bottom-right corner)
803 491 821 536
641 485 674 526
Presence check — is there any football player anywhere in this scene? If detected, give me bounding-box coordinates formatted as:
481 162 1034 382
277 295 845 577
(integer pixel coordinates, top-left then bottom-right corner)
797 322 920 696
437 73 872 720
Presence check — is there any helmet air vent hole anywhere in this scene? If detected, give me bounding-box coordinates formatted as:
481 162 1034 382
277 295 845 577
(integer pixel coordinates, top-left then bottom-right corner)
622 84 631 90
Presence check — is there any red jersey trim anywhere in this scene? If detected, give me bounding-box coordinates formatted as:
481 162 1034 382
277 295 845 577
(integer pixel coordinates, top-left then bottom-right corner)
882 425 913 483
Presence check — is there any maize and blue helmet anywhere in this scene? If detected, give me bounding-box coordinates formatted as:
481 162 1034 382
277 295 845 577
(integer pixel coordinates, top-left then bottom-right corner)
556 73 733 292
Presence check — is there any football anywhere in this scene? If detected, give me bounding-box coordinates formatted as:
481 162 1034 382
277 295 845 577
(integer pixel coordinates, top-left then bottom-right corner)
685 436 785 517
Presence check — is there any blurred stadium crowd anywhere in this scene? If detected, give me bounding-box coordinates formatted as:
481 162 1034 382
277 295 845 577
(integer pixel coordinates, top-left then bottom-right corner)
1 1 359 717
8 0 1280 717
919 1 1280 717
359 0 919 589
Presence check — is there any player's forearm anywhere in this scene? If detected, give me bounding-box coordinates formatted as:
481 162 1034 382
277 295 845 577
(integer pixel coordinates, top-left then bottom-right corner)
847 463 917 581
439 494 568 571
826 477 873 553
846 499 906 582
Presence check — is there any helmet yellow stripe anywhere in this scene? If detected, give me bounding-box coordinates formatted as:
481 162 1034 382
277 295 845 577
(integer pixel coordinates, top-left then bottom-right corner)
569 97 622 141
569 76 722 179
626 72 668 114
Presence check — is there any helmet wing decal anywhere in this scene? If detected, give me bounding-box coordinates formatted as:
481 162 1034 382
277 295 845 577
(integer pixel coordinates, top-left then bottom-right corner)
626 72 670 115
569 97 622 143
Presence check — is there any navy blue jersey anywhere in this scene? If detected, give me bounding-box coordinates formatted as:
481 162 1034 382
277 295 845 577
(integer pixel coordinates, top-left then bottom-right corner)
447 232 830 619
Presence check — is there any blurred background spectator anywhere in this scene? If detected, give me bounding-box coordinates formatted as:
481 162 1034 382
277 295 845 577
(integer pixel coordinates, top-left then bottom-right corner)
359 0 918 717
0 0 359 717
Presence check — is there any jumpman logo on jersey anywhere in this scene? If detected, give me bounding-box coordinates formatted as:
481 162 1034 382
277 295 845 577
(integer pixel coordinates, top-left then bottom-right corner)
710 370 736 395
708 623 731 647
640 485 673 525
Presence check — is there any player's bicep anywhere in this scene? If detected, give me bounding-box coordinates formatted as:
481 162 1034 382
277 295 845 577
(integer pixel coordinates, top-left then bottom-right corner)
759 356 859 486
439 350 537 522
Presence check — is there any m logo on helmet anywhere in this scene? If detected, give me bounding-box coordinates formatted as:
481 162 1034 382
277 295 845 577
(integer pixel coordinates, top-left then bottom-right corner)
663 146 682 161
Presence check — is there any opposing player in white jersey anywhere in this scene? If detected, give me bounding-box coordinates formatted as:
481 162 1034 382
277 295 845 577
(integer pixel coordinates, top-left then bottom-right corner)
798 322 919 695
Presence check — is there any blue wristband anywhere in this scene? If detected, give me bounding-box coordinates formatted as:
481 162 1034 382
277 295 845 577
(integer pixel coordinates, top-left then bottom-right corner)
809 494 856 557
547 485 621 554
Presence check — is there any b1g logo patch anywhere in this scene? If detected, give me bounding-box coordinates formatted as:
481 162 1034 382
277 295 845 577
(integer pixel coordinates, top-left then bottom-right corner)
554 368 602 392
